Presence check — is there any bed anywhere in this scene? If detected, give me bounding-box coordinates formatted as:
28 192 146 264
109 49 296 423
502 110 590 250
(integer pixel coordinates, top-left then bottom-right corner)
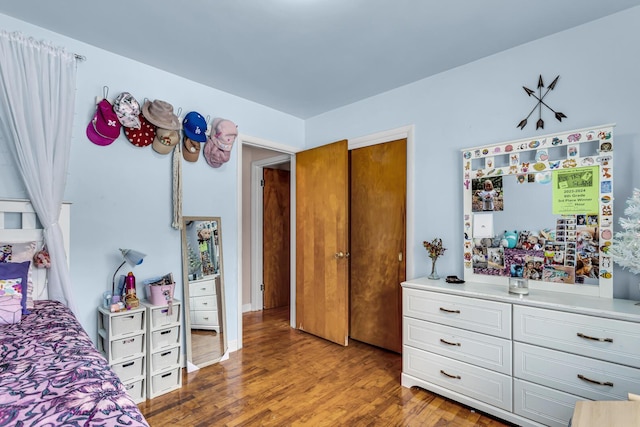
0 199 149 426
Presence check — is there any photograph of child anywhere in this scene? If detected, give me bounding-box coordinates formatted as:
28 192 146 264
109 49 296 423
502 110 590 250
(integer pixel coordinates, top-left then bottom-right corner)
472 176 504 212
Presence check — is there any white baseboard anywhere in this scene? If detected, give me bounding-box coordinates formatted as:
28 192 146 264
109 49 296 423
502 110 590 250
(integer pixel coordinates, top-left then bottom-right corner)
242 303 252 313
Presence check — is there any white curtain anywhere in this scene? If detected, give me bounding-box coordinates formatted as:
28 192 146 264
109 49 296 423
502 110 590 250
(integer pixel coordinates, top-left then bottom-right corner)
0 31 78 311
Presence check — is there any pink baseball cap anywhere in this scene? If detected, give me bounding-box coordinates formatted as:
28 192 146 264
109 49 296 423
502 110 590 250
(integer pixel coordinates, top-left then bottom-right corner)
86 99 122 146
204 135 232 168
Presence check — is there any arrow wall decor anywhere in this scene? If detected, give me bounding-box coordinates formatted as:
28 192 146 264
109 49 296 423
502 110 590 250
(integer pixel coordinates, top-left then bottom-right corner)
517 75 567 130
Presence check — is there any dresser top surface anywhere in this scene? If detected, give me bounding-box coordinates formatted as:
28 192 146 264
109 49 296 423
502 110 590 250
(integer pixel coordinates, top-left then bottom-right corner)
402 276 640 322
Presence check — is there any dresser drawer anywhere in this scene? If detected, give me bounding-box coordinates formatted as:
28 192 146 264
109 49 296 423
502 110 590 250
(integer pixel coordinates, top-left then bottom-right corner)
190 310 218 326
150 302 181 328
403 288 511 338
191 295 217 311
403 345 512 411
404 316 511 375
110 311 144 336
513 379 581 427
111 355 145 382
514 305 640 368
189 279 216 297
150 325 180 350
514 342 640 401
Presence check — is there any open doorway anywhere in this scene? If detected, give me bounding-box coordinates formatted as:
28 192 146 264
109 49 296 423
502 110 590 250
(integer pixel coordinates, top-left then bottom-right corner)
240 144 295 323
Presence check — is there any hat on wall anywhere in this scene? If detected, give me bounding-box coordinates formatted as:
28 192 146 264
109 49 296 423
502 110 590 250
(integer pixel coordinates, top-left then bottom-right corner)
182 111 207 142
124 113 155 147
113 92 141 129
211 118 238 151
182 137 201 162
86 99 122 146
142 99 181 130
203 135 231 168
152 128 180 154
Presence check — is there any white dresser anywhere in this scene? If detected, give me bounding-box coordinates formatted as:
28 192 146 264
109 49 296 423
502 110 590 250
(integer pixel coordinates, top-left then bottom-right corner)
402 277 640 427
189 275 221 332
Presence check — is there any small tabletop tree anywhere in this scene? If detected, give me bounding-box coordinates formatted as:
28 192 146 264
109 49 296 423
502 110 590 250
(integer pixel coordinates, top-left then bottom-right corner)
609 189 640 274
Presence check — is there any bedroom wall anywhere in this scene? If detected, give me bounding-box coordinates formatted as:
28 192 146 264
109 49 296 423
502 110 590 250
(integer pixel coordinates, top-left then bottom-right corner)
306 6 640 300
0 13 306 347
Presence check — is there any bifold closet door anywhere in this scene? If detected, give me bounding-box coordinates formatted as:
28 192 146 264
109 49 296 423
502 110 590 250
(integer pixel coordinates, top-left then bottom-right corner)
349 138 406 353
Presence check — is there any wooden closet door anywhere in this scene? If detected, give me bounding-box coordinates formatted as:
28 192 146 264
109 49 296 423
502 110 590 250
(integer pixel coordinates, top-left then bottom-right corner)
296 140 349 346
349 138 406 353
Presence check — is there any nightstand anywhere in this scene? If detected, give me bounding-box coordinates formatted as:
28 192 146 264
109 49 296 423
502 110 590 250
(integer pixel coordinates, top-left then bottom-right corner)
97 305 147 403
141 298 183 398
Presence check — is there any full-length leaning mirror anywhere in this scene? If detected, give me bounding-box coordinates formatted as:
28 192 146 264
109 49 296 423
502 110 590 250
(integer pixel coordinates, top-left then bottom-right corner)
180 216 227 370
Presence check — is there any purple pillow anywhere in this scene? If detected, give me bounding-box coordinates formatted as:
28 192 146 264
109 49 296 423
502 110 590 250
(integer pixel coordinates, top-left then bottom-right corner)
0 261 31 314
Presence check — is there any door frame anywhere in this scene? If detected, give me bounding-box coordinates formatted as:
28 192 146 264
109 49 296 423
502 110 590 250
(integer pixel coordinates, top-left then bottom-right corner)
250 154 292 312
236 125 415 349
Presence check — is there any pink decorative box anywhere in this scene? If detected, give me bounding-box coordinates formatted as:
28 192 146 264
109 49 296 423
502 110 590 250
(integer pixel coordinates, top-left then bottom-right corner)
0 295 22 325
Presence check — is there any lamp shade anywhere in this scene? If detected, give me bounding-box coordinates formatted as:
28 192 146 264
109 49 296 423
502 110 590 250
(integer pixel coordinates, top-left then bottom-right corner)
120 248 146 266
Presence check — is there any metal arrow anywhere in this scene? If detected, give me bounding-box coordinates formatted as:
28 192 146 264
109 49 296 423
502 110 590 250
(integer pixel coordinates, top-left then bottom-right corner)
517 75 565 130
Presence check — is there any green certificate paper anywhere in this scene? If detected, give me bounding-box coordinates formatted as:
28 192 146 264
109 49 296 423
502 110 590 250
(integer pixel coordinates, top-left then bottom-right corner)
552 166 599 214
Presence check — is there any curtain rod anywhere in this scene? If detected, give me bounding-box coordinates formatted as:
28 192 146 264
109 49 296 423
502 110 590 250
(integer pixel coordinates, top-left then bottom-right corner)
74 53 86 61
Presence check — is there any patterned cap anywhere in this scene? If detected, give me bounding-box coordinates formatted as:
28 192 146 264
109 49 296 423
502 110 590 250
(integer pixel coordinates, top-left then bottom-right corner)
113 92 141 129
124 113 155 147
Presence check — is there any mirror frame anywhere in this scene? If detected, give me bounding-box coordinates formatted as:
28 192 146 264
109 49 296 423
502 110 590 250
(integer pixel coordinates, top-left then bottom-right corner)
461 124 615 298
180 216 228 369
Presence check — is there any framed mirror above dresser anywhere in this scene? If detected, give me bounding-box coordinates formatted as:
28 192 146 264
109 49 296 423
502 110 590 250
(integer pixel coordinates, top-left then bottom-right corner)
180 216 227 370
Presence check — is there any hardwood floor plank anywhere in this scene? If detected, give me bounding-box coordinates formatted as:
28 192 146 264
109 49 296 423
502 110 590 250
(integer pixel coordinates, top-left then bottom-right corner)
139 306 513 426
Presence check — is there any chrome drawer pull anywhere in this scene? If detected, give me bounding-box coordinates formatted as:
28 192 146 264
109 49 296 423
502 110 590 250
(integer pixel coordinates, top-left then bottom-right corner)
440 338 461 346
439 307 460 314
577 332 613 343
578 374 613 387
440 369 461 380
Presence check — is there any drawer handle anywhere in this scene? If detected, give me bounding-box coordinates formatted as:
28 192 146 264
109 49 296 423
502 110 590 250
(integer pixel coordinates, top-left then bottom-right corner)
439 338 461 347
203 317 209 320
577 374 613 387
161 351 171 356
439 307 460 314
577 332 613 343
122 361 134 368
161 372 172 378
440 369 461 380
160 330 171 335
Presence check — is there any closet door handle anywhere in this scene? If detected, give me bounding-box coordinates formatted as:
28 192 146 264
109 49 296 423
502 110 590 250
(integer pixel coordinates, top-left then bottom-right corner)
440 370 461 380
440 338 461 346
578 374 613 387
577 332 613 343
439 307 460 314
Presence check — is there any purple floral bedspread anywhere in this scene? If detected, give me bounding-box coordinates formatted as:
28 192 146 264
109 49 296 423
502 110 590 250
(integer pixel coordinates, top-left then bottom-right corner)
0 300 149 427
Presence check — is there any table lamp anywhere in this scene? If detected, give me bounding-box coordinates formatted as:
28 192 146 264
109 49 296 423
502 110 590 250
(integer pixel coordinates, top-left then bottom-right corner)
111 248 146 301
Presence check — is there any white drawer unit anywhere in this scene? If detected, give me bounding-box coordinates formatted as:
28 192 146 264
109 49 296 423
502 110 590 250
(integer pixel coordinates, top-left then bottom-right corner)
97 305 147 403
403 287 511 338
142 298 183 399
514 305 640 368
189 276 220 332
401 277 640 427
403 345 512 411
404 316 511 375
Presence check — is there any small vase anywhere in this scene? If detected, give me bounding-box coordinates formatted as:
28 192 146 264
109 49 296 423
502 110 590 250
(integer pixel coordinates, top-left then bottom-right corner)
428 257 440 280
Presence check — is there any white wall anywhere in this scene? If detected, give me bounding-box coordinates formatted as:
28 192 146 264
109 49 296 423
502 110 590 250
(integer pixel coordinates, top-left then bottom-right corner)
0 13 306 345
306 7 640 299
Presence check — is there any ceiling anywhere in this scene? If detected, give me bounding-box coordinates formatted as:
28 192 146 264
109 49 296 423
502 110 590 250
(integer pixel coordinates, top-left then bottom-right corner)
1 0 639 119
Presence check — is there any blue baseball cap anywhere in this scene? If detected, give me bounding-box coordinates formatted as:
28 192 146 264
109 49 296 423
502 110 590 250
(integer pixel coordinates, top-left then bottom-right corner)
182 111 207 142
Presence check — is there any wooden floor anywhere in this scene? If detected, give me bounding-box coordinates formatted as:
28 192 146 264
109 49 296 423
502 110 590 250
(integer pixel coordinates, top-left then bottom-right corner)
139 306 512 427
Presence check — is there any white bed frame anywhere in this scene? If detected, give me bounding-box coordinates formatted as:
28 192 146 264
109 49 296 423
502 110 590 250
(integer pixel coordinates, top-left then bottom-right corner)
0 199 70 300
